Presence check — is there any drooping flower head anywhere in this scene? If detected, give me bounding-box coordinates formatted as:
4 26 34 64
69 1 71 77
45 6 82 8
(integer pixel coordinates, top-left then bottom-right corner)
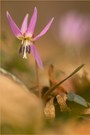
6 7 54 68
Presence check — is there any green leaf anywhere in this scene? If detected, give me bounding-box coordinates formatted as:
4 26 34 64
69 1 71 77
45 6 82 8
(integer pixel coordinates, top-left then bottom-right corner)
74 95 88 107
43 64 85 99
67 92 75 101
67 92 88 107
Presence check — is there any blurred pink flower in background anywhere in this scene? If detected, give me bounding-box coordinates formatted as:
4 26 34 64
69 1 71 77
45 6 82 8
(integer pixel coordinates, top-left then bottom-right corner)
59 11 90 46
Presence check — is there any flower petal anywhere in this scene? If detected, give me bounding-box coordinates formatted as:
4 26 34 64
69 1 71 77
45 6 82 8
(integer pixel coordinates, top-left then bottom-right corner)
34 17 54 41
31 45 43 68
26 7 37 36
21 14 29 34
6 11 22 38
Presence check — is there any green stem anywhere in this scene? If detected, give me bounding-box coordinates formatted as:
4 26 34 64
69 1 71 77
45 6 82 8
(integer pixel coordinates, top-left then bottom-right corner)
35 60 40 97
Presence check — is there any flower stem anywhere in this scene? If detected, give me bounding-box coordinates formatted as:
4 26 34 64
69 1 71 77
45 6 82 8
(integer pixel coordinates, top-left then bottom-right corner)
35 60 40 97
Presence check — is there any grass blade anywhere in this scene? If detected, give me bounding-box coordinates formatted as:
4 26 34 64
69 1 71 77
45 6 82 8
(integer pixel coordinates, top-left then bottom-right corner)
44 64 85 98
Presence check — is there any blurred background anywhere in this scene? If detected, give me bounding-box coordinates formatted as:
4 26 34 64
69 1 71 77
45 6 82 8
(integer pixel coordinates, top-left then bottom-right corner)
1 1 90 134
1 0 90 88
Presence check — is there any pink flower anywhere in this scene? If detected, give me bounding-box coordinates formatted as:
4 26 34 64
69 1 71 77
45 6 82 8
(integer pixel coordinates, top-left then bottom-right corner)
59 11 89 46
6 7 54 68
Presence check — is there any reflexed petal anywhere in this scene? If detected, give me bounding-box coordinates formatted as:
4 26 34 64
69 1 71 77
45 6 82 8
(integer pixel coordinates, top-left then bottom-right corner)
26 7 37 36
34 17 54 41
6 11 22 38
21 14 29 34
31 45 43 68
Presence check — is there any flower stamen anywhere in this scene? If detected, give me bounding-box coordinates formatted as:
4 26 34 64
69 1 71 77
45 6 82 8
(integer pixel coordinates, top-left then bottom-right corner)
23 45 27 59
